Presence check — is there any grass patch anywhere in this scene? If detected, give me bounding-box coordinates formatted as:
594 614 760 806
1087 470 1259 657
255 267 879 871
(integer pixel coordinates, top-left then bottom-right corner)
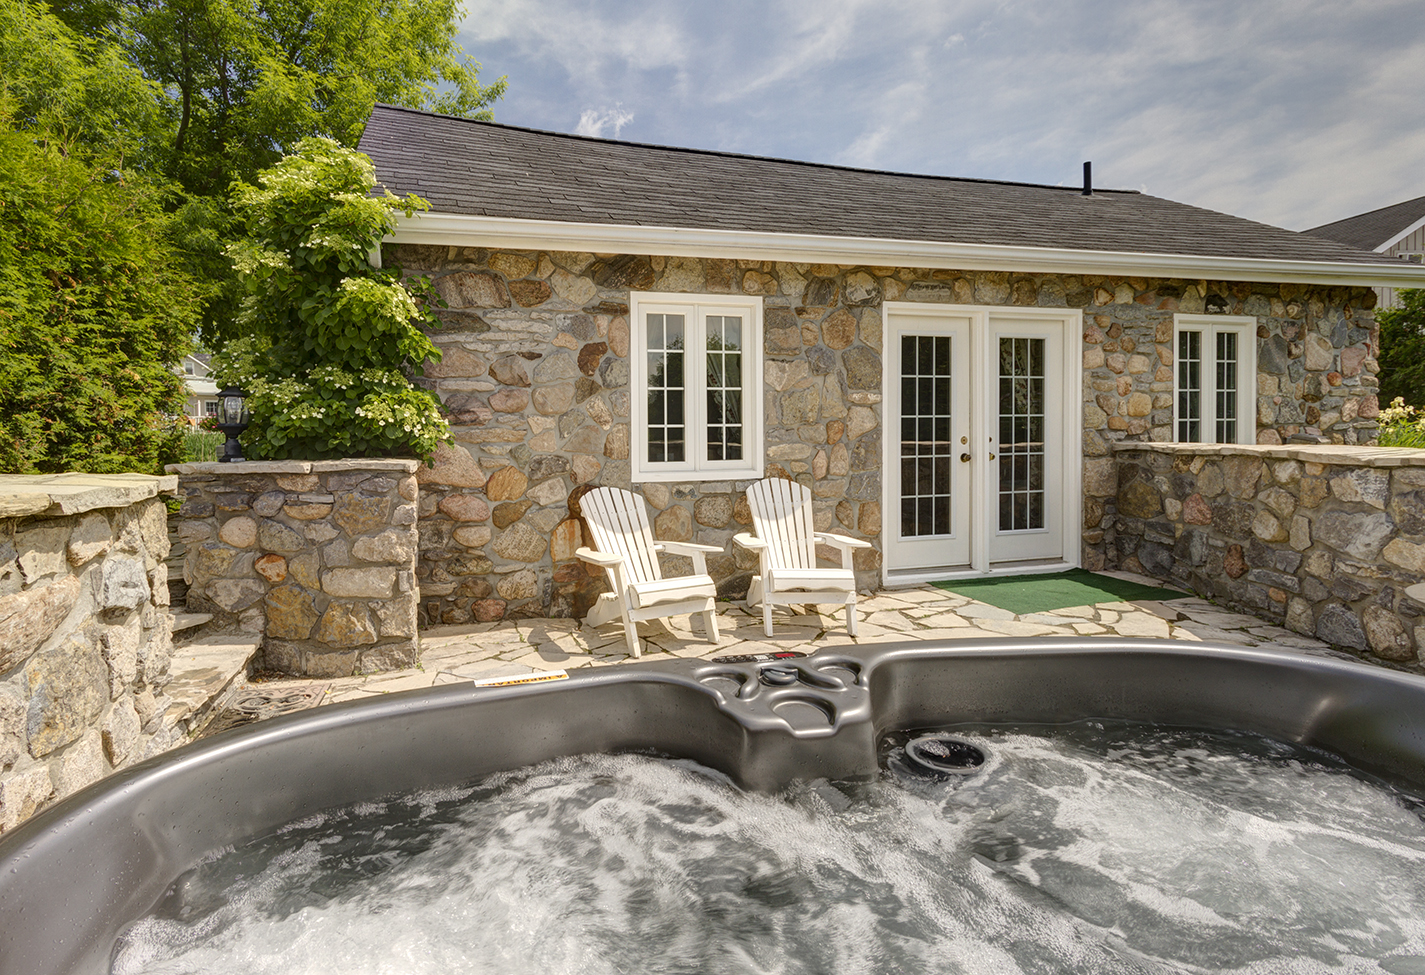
184 430 224 463
932 569 1189 616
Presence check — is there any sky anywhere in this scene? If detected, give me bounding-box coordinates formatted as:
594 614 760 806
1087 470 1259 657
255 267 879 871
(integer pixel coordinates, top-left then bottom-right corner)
456 0 1425 233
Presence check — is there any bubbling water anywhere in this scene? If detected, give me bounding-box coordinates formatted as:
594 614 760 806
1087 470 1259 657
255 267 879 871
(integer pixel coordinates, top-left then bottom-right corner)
113 724 1425 975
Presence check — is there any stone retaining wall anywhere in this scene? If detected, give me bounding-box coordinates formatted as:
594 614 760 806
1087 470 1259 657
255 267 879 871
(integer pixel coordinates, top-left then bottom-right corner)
0 474 177 834
171 460 420 677
1113 443 1425 671
390 244 1378 621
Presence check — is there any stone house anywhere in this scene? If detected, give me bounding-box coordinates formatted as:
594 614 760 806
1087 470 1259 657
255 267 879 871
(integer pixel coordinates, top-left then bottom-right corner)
356 105 1425 627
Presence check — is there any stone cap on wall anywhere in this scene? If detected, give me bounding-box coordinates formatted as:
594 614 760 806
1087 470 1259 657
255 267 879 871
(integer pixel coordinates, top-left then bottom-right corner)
0 473 179 519
166 459 422 475
1112 442 1425 468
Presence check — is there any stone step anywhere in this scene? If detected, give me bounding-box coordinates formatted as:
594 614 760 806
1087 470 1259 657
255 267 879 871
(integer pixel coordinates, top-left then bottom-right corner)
170 611 212 635
159 634 262 740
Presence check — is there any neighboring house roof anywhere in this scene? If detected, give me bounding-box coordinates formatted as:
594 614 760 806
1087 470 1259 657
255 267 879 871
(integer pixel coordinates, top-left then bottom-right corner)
359 104 1406 279
1304 195 1425 252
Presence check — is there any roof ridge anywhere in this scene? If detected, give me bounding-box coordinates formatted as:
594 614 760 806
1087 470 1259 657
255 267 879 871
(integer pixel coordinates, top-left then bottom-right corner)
1304 193 1425 235
366 103 1142 197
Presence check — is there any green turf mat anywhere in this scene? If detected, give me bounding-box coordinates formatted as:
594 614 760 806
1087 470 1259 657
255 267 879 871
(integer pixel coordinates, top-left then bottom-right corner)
931 569 1189 616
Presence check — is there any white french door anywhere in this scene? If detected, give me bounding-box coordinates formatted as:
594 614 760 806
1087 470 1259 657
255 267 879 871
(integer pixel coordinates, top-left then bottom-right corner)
986 316 1065 564
883 304 1081 582
885 314 972 570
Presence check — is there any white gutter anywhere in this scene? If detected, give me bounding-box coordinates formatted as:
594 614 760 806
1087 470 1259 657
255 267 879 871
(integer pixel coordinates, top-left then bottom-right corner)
385 211 1425 289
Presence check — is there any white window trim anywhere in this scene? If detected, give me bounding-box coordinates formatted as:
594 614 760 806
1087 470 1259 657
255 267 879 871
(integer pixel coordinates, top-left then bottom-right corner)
1173 314 1257 445
629 291 764 483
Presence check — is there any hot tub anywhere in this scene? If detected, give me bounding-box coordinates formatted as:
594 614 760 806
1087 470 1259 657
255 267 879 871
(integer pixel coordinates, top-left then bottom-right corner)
4 638 1425 974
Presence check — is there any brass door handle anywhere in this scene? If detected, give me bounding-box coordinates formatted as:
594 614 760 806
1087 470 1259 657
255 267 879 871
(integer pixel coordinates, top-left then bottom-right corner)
960 453 971 462
988 453 996 460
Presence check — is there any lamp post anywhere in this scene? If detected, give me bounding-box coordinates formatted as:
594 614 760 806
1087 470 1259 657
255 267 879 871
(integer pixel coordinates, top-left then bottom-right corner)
214 386 250 463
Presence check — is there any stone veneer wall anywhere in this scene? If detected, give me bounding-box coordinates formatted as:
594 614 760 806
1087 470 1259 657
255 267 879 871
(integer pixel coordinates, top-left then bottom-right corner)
172 460 420 677
0 474 177 834
388 242 1380 624
1113 443 1425 672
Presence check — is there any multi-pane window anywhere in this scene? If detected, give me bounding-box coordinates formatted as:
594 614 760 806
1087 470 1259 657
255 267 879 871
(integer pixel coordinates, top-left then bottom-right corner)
630 293 763 481
1176 330 1202 442
645 313 686 463
1215 331 1239 443
1174 315 1255 445
705 315 744 462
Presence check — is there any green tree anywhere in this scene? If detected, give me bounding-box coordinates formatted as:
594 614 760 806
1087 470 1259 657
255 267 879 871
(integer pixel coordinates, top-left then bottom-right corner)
51 0 502 194
0 0 164 157
213 137 449 460
0 0 196 474
0 103 198 474
47 0 505 346
1378 289 1425 410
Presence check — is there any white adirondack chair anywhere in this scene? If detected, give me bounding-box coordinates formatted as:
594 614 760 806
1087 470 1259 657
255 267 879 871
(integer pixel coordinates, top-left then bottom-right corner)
734 478 871 637
576 487 722 657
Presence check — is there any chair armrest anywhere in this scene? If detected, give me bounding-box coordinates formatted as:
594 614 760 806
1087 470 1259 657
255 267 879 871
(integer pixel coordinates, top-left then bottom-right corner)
732 532 767 551
575 547 624 567
815 532 872 550
657 540 724 556
815 532 870 569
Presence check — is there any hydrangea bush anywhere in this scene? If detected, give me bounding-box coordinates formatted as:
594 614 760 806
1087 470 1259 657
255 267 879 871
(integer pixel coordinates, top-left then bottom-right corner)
213 137 449 460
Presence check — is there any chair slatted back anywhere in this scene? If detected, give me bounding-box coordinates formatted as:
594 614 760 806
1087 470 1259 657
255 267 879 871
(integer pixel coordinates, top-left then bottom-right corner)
746 478 816 571
582 487 663 585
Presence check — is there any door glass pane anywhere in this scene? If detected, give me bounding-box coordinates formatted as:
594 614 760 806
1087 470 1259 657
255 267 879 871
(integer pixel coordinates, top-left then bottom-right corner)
900 335 954 537
646 313 686 463
999 336 1046 532
705 315 743 461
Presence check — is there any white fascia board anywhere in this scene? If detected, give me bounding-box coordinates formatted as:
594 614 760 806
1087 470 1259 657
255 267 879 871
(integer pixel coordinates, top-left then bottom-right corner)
1377 213 1425 254
386 211 1425 289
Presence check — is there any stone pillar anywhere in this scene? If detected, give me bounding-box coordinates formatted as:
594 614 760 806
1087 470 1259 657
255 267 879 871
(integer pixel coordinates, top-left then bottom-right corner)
0 473 178 834
171 460 420 677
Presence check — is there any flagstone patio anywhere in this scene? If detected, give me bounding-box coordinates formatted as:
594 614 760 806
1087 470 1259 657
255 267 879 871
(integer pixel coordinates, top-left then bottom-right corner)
290 570 1349 707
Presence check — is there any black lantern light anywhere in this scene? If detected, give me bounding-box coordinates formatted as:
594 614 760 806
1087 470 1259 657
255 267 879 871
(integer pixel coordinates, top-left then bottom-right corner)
214 386 250 463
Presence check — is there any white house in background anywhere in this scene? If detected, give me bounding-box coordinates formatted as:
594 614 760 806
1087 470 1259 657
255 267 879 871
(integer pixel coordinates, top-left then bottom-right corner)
1305 194 1425 308
179 353 219 423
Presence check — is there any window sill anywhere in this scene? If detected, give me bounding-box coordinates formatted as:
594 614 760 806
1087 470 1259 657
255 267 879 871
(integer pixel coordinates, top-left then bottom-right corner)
631 465 764 484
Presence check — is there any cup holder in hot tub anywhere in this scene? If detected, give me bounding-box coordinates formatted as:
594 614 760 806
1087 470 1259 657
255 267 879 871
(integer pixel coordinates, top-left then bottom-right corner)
694 653 871 734
697 670 750 699
771 696 837 730
810 659 863 689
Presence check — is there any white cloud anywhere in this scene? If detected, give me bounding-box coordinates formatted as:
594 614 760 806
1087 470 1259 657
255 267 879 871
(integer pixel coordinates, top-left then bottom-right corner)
576 107 636 139
458 0 1425 229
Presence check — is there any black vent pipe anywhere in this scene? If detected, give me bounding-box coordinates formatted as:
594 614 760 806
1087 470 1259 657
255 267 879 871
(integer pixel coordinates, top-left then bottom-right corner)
1082 161 1092 196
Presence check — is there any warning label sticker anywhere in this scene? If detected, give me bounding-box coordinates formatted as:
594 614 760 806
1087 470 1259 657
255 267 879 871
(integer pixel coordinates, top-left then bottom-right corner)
469 671 570 688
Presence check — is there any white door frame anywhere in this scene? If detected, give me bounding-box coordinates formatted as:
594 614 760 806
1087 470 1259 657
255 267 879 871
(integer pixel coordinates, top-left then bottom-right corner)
883 312 973 572
880 302 1084 587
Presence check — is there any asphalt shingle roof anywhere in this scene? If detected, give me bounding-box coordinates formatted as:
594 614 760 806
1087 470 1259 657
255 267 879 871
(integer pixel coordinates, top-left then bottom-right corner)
1304 195 1425 252
359 105 1396 267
